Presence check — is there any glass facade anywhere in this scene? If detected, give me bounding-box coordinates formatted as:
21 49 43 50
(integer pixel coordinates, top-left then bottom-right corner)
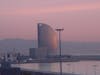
38 23 57 55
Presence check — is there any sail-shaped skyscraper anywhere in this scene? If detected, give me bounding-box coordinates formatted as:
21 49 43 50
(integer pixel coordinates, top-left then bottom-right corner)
38 23 57 56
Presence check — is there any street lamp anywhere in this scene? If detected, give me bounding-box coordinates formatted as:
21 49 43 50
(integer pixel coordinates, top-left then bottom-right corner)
56 28 64 75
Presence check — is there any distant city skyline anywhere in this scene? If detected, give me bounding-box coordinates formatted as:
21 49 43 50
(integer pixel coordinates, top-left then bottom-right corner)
0 0 100 42
1 39 100 55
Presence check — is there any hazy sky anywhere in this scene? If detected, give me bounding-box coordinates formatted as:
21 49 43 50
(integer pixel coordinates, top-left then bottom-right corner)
0 0 100 42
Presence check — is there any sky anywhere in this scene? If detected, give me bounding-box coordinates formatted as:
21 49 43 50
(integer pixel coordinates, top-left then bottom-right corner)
0 0 100 42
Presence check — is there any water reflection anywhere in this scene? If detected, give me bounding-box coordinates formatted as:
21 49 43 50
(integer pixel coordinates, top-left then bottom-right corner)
39 63 51 72
13 61 100 75
92 65 99 75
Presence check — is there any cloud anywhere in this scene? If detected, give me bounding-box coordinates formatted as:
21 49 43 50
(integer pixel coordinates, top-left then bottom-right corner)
0 2 100 16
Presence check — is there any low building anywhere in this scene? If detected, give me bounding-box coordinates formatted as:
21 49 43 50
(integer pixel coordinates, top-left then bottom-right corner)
29 47 48 59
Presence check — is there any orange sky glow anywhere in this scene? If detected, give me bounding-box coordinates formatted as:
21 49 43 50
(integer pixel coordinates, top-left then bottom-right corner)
0 0 100 42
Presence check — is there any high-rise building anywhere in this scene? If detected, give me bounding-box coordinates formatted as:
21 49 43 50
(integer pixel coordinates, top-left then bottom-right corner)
38 23 57 55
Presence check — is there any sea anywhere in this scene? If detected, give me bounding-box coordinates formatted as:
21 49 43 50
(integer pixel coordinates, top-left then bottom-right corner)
12 60 100 75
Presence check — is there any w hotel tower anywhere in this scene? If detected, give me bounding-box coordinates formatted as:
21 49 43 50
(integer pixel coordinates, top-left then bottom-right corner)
38 23 58 56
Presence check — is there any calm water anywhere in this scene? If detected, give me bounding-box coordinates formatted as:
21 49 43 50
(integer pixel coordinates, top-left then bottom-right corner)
13 61 100 75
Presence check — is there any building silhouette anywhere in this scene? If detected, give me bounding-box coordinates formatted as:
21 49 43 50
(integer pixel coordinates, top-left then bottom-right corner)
29 23 58 59
38 23 57 56
30 48 47 59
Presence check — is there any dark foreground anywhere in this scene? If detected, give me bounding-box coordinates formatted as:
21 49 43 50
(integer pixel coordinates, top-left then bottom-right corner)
0 68 79 75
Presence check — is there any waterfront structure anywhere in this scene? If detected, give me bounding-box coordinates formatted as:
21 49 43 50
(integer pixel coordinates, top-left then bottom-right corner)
0 55 21 75
29 48 36 59
38 23 57 56
29 48 47 59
